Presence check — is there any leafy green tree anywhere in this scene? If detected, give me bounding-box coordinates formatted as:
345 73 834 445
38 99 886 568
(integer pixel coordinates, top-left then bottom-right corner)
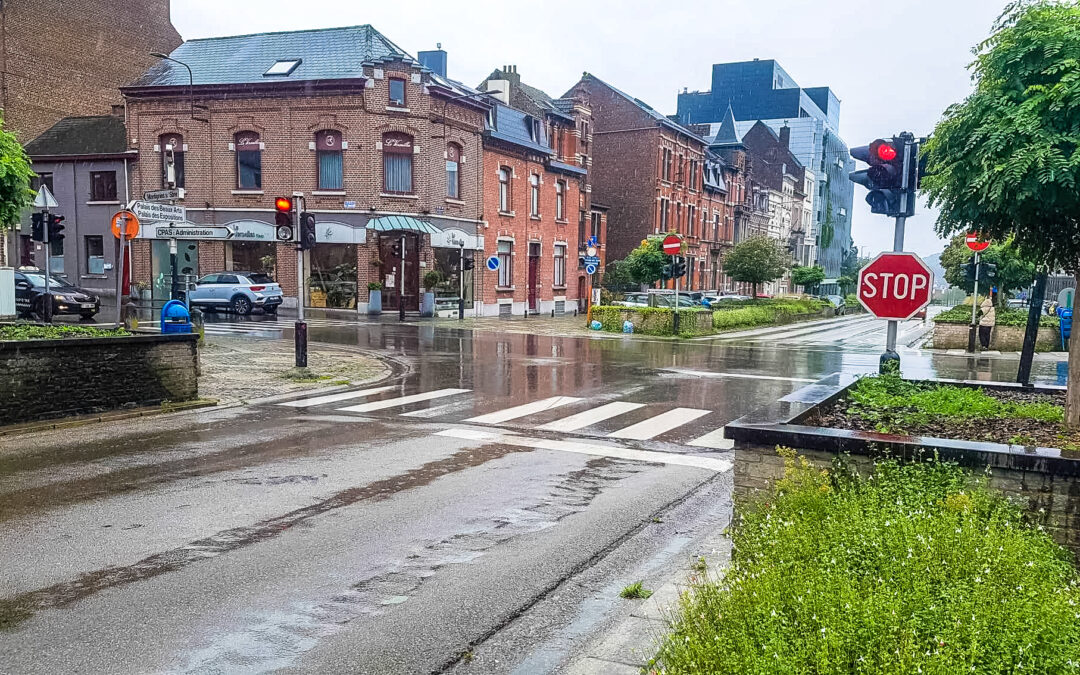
601 259 635 292
939 235 1036 301
836 275 856 295
791 265 826 293
921 0 1080 422
0 115 35 264
723 236 790 299
624 238 667 287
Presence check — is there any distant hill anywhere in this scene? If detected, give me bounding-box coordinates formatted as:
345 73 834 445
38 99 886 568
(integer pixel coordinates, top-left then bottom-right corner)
923 252 948 289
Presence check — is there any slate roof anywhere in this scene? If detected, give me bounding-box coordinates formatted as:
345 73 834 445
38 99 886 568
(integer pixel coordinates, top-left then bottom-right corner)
582 73 702 140
548 160 587 176
710 104 742 147
23 116 130 157
486 103 553 156
128 24 416 88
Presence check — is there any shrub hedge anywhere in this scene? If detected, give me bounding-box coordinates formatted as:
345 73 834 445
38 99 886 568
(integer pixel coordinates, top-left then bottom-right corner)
0 324 131 341
655 452 1080 673
934 304 1058 327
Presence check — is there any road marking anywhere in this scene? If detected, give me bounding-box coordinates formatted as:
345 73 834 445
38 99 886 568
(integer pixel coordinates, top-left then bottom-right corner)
464 396 582 425
338 388 470 413
400 401 471 418
688 427 735 450
662 368 816 383
278 385 397 408
607 407 711 440
435 428 732 473
537 401 645 433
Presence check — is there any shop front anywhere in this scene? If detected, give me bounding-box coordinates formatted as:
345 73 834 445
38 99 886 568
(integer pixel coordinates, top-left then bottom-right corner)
429 227 481 316
223 220 278 276
305 221 366 310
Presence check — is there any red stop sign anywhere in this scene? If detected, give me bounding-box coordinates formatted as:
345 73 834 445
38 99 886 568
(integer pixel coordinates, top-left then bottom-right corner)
965 232 990 252
661 234 682 256
857 252 934 320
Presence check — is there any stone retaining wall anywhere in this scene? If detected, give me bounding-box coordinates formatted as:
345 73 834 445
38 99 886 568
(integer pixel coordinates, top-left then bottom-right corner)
933 322 1060 350
0 333 199 426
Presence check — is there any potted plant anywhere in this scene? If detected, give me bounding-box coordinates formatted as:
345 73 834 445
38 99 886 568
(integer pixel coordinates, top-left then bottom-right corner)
368 281 383 315
132 281 151 303
259 255 276 277
421 270 441 317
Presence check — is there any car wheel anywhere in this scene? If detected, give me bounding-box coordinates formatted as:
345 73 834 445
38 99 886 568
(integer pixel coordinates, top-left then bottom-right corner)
80 312 96 321
231 295 253 315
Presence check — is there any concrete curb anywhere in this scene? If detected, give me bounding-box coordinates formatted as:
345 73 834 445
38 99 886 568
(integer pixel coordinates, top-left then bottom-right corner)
0 398 221 438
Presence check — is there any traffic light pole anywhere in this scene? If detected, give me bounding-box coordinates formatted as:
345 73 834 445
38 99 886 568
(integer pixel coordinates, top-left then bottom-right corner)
399 234 406 322
459 244 465 321
880 136 915 373
967 252 981 353
294 195 307 369
673 262 681 335
42 208 52 324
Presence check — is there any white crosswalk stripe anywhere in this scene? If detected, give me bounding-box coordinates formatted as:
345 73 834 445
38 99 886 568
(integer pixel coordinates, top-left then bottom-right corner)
687 426 735 450
337 388 470 413
277 385 397 408
607 407 711 440
464 396 582 425
537 401 644 433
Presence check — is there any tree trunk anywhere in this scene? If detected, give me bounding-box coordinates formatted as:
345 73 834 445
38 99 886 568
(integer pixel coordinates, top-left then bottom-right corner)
751 282 758 301
1068 271 1080 427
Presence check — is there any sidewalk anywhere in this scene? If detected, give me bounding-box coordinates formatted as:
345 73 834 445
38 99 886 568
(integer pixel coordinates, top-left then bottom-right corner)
199 336 392 404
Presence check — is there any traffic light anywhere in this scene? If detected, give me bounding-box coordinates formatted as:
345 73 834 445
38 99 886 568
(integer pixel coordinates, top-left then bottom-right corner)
850 138 906 216
274 197 294 241
47 214 65 243
298 212 317 251
390 241 403 258
662 263 673 280
31 212 44 242
671 257 687 279
982 263 998 279
462 257 474 271
962 262 976 282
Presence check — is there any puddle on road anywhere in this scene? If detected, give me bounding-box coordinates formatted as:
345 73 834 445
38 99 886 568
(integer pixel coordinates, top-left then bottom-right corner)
175 457 649 673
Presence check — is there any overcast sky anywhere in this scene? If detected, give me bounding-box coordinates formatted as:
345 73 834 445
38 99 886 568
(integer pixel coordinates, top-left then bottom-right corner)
172 0 1007 258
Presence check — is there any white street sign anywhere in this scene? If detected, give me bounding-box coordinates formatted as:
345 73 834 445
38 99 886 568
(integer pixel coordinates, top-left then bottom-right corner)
143 188 183 202
133 201 186 223
147 224 233 240
32 184 59 209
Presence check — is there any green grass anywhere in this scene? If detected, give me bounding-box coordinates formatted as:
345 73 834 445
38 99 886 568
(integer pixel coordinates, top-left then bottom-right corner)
654 452 1080 673
619 581 653 599
846 374 1062 433
0 324 130 341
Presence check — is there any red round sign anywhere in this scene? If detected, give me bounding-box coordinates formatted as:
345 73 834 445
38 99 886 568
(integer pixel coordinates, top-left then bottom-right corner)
661 234 682 256
965 232 990 252
857 252 934 320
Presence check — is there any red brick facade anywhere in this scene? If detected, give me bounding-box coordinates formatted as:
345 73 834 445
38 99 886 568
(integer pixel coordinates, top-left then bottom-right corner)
0 0 181 143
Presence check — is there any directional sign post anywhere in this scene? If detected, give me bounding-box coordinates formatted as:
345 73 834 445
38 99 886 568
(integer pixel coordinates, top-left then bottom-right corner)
143 188 183 203
660 234 684 332
486 256 500 272
857 252 933 320
146 224 233 240
33 185 59 323
132 201 186 224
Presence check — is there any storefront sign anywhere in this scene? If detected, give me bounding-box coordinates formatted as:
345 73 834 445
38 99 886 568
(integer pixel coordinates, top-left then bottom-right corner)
429 227 482 250
148 224 233 240
133 201 186 223
223 220 276 241
316 221 367 244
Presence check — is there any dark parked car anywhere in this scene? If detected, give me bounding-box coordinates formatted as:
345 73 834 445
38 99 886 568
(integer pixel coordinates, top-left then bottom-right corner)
14 269 100 320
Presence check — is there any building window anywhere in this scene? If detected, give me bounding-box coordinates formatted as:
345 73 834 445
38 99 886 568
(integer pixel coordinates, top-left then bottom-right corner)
676 155 684 184
676 203 682 231
714 213 720 240
235 131 262 189
446 143 461 199
90 171 117 201
382 132 414 193
660 198 669 229
498 167 511 212
690 160 698 190
49 235 64 274
160 133 185 188
555 180 566 220
85 235 105 275
661 149 672 181
529 174 540 216
591 211 602 240
389 78 406 106
498 240 512 287
688 205 695 237
316 130 344 190
554 244 566 286
578 210 587 244
31 173 53 195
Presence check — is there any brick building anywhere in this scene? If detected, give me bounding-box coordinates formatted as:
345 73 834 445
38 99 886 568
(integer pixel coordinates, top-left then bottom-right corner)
0 0 181 144
121 26 490 313
476 67 596 315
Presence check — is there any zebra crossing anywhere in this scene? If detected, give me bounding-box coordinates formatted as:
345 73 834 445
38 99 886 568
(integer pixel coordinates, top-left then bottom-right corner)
142 317 370 337
274 385 735 450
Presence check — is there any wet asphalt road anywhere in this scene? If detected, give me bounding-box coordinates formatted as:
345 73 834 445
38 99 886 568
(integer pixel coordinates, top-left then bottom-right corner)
0 314 1066 674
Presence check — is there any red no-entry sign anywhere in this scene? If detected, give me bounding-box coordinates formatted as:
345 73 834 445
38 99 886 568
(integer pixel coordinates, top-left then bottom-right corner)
857 252 934 320
966 232 990 252
661 234 682 256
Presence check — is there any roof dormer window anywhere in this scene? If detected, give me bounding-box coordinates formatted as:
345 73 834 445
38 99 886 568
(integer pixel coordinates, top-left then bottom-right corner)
264 59 301 76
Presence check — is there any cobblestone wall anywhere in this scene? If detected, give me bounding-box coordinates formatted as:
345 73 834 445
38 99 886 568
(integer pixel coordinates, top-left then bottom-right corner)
932 322 1060 350
0 333 198 426
735 442 1080 554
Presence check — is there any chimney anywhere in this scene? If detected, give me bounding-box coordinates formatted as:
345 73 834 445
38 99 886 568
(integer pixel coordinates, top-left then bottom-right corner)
779 125 790 148
418 44 447 78
487 79 511 105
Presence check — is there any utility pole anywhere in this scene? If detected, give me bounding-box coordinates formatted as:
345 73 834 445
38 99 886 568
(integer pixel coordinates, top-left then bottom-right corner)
967 251 981 353
293 193 307 368
42 207 52 324
458 243 465 320
880 132 915 373
399 234 406 322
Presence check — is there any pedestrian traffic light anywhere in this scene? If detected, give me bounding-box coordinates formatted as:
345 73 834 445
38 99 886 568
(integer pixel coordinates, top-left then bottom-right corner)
982 262 998 279
962 262 976 282
31 212 44 242
298 212 317 250
671 257 687 279
274 197 294 241
462 257 474 271
662 263 673 280
47 214 65 243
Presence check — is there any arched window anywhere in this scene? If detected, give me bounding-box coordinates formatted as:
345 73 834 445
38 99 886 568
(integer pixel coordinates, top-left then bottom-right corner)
316 130 343 190
446 143 461 199
498 167 511 212
382 132 413 194
235 131 262 189
160 133 184 189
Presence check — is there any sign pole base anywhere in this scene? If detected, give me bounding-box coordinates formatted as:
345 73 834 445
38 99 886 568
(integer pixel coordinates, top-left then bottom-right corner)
295 321 308 368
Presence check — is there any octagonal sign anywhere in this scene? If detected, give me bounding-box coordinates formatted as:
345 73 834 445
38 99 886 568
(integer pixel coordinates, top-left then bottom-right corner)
857 252 934 320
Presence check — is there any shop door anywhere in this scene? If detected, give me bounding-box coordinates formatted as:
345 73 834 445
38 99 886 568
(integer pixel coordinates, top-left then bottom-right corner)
379 233 420 312
527 243 540 314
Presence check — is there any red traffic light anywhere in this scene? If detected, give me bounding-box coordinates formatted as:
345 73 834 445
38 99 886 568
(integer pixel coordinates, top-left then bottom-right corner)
275 197 293 212
875 141 898 162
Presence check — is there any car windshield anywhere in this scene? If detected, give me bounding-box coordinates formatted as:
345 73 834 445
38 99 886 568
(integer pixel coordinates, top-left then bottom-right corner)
247 273 275 284
21 273 75 290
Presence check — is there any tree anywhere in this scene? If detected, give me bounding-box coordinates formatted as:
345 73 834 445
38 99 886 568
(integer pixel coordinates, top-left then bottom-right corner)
0 115 35 266
836 275 856 295
922 0 1080 423
722 236 790 299
791 265 826 293
939 235 1036 301
623 237 667 287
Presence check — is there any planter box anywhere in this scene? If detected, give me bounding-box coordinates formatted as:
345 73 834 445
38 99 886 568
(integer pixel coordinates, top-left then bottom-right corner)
726 374 1080 553
0 332 199 426
590 306 714 336
933 322 1060 350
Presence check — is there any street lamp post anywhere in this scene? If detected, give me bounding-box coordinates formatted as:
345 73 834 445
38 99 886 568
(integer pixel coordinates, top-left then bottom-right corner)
150 52 207 122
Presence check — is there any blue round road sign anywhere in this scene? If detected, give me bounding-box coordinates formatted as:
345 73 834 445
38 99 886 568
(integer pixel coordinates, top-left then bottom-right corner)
585 263 598 275
486 255 500 271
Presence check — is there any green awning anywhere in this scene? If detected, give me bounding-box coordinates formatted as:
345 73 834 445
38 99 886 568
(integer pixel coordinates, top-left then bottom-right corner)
366 215 442 234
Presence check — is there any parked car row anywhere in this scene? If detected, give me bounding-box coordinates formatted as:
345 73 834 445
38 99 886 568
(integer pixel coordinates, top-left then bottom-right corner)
14 268 100 320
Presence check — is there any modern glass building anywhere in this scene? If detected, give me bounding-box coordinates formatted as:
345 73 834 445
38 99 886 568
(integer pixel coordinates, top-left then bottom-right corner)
677 60 855 281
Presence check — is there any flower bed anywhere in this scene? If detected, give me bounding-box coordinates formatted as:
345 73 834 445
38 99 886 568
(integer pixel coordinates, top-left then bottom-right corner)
655 453 1080 673
0 324 130 340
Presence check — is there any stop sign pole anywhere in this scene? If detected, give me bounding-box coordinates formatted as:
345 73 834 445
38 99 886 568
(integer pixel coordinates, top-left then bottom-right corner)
881 136 915 372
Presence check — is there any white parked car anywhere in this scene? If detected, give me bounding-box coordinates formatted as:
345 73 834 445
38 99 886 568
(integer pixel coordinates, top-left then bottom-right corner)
188 272 283 315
